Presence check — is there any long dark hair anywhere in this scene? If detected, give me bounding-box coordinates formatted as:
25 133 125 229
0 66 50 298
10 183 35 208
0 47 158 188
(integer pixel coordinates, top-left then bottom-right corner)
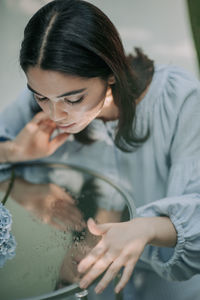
20 0 154 152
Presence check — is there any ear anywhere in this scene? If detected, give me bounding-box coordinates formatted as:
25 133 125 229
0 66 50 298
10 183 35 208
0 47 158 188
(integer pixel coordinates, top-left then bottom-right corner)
108 75 116 85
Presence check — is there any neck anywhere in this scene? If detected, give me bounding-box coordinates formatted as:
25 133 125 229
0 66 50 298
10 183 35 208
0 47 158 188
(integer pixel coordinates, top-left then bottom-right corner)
97 83 150 122
97 87 119 122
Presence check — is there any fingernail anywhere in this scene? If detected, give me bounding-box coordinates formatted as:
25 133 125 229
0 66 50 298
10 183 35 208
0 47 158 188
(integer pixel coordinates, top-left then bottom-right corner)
95 286 102 294
80 280 88 289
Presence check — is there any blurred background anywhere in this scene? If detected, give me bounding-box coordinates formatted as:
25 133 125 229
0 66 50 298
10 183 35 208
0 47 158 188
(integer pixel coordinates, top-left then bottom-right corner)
0 0 199 110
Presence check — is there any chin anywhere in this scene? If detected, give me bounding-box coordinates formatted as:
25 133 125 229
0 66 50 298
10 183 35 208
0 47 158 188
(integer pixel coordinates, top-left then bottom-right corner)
59 125 86 134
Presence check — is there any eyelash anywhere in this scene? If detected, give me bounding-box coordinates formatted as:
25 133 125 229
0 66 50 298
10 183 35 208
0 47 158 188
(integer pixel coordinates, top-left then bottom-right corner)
34 95 84 105
64 96 84 104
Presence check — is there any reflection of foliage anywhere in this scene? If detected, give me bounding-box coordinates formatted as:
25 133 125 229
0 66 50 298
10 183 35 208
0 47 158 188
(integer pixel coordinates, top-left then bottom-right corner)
72 178 101 239
0 203 16 268
77 178 101 222
187 0 200 73
0 169 16 267
2 169 15 206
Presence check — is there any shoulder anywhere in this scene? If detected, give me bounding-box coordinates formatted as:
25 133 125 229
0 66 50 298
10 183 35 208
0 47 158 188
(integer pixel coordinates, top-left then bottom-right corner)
153 64 200 107
139 64 200 120
136 65 200 153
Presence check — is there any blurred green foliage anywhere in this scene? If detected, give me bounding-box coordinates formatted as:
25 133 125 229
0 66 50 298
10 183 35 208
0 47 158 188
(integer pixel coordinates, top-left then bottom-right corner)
187 0 200 73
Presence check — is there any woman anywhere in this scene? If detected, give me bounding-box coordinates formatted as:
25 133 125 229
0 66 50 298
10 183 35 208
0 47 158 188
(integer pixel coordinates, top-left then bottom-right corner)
0 0 200 299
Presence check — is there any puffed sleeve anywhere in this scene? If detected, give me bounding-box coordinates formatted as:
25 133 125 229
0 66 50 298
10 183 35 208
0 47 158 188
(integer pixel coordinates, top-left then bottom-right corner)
0 88 36 141
0 88 37 173
137 66 200 281
137 194 200 281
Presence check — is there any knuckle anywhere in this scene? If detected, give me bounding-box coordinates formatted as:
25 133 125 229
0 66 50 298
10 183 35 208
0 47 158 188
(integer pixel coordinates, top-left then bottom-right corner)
96 260 107 270
122 246 135 260
122 251 131 261
94 246 104 257
109 264 119 274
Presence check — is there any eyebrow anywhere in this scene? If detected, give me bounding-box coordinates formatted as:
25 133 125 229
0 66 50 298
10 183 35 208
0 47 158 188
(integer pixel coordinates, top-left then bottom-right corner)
27 84 86 98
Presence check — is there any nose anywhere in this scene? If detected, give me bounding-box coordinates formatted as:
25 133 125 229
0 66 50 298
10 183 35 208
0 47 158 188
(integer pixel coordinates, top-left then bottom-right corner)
49 102 67 122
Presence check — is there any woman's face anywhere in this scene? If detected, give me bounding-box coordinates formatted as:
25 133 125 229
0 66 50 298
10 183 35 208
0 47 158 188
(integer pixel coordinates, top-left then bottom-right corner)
26 67 112 133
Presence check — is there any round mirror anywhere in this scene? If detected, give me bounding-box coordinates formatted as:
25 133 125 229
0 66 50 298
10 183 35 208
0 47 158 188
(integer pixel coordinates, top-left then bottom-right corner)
0 163 135 300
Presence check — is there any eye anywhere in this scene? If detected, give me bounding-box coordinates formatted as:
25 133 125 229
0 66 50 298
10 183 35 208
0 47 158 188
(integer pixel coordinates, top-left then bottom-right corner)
34 94 48 102
63 96 84 105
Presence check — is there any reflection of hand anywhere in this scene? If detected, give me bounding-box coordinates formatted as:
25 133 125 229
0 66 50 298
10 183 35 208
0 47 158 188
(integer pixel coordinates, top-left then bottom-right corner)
78 217 176 294
57 240 86 286
12 178 85 231
57 230 100 286
8 112 69 162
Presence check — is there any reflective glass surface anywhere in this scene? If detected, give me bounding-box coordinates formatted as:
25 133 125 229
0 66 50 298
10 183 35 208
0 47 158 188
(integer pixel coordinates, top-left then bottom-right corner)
0 163 135 300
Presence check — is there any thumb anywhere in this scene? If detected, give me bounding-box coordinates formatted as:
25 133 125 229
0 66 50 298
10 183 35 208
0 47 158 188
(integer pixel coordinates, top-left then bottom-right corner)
87 218 111 236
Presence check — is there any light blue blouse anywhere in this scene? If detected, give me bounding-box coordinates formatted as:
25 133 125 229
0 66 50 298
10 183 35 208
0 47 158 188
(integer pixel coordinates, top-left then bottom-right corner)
1 64 200 299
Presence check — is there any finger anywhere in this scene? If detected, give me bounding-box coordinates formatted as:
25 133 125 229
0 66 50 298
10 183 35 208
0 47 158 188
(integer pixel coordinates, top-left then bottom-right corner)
26 118 56 135
53 202 84 222
115 262 135 294
54 208 85 231
94 257 125 294
40 119 57 129
53 199 81 216
87 218 111 236
78 239 106 273
79 251 114 289
49 133 70 153
50 185 75 205
53 208 79 224
39 122 57 135
62 202 85 222
39 117 56 125
31 111 50 124
59 190 76 204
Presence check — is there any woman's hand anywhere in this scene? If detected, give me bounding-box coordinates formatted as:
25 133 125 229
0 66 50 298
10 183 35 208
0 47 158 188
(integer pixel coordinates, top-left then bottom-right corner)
57 209 122 286
8 112 69 162
78 218 149 294
78 217 177 294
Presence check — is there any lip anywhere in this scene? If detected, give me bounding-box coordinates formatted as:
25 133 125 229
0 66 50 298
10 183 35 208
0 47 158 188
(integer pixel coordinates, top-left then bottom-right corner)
57 123 76 129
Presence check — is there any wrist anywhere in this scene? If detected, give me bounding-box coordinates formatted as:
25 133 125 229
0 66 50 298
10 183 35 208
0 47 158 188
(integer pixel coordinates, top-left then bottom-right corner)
143 216 177 248
0 141 14 163
2 140 25 163
4 141 18 163
129 216 177 248
130 217 155 245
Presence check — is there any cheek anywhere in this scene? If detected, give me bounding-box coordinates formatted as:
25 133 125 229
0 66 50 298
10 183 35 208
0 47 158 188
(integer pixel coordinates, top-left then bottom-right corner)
77 93 106 116
61 101 104 118
70 103 103 122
